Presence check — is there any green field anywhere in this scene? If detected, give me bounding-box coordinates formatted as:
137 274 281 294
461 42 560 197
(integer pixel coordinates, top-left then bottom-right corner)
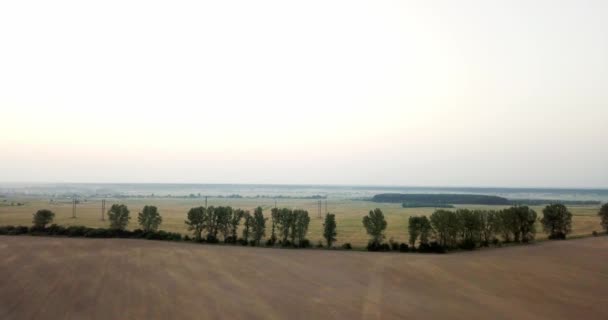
0 197 603 247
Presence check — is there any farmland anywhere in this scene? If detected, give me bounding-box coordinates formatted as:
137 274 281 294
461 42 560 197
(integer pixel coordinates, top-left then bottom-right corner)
1 236 607 319
0 196 602 247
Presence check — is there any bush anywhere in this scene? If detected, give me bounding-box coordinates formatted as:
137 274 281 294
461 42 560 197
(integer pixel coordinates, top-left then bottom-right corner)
592 231 598 237
85 228 114 238
206 235 219 244
316 241 324 248
459 239 477 251
249 240 256 246
418 241 446 254
366 241 390 252
66 226 89 237
224 236 237 244
399 243 409 252
265 239 275 246
238 238 248 246
280 240 293 247
0 225 15 235
389 239 399 251
298 239 311 248
47 224 67 236
491 238 500 246
548 232 566 240
183 235 191 241
341 243 352 250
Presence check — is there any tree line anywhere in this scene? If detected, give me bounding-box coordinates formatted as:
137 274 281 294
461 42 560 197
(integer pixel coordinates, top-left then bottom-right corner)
363 203 601 252
1 202 608 253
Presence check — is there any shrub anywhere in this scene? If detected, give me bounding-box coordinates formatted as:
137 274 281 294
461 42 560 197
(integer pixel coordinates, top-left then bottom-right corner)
299 239 311 248
367 241 390 252
316 241 324 248
224 236 237 244
389 239 399 251
183 235 191 241
47 224 67 235
592 231 598 237
249 239 256 246
85 228 114 238
548 232 566 240
399 243 409 252
265 239 275 246
206 235 219 244
341 243 352 250
459 239 477 251
238 238 248 246
67 226 89 237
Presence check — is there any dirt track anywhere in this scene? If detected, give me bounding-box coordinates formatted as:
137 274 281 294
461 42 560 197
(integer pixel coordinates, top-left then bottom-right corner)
1 236 607 319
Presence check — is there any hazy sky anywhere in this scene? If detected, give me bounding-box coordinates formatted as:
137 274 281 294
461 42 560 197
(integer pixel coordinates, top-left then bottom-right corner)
1 0 607 187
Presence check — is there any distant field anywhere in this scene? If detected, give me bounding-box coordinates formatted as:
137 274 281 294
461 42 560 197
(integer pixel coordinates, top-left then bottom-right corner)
1 236 607 319
0 197 602 247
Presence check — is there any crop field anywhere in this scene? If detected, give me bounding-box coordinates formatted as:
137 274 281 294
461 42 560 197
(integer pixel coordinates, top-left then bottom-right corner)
1 236 607 319
0 197 602 247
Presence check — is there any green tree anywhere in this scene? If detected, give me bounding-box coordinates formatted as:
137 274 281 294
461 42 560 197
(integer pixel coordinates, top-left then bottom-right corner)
185 206 206 241
270 208 279 244
293 209 310 246
497 209 518 242
242 211 252 242
108 204 130 230
409 215 432 247
32 209 55 228
418 216 432 245
599 203 608 232
479 210 499 245
457 209 482 247
228 208 245 242
541 204 572 239
138 205 162 232
429 209 461 248
251 206 266 245
323 213 337 248
512 206 537 243
362 208 387 244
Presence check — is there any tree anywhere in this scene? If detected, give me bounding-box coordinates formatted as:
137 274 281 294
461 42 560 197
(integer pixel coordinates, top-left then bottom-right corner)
293 209 310 245
32 209 55 228
409 215 432 247
138 205 162 232
212 206 233 241
497 208 518 242
228 208 245 242
418 216 432 245
185 206 206 241
599 203 608 232
479 210 499 245
242 211 252 242
512 206 537 243
429 209 461 248
270 208 279 244
276 208 294 243
457 209 482 248
541 204 572 239
323 213 337 248
108 204 130 230
251 207 266 245
362 208 387 244
408 216 421 247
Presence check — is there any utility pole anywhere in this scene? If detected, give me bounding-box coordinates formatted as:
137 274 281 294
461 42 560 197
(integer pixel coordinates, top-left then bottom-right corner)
205 196 208 208
325 199 327 214
101 199 106 221
318 200 321 219
72 195 76 219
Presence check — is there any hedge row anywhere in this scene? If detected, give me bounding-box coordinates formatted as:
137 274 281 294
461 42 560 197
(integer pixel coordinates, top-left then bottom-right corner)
0 225 182 241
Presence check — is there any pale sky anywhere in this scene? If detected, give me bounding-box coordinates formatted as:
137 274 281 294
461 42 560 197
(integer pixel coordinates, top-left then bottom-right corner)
1 0 607 188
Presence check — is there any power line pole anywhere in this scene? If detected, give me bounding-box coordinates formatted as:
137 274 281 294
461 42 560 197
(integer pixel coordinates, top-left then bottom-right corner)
318 200 321 219
101 199 106 221
72 195 76 219
205 196 208 208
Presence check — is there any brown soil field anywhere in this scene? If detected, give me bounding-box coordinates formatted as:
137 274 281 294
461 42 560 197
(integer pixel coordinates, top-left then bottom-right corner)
1 236 607 320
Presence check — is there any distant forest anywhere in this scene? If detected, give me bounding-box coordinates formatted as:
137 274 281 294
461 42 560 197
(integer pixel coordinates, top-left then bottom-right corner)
373 194 510 205
374 193 601 207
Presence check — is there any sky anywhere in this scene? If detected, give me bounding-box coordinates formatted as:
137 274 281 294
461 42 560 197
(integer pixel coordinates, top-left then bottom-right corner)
1 0 607 188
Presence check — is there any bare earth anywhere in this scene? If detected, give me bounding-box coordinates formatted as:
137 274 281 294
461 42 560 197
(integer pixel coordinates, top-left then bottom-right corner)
1 236 607 320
